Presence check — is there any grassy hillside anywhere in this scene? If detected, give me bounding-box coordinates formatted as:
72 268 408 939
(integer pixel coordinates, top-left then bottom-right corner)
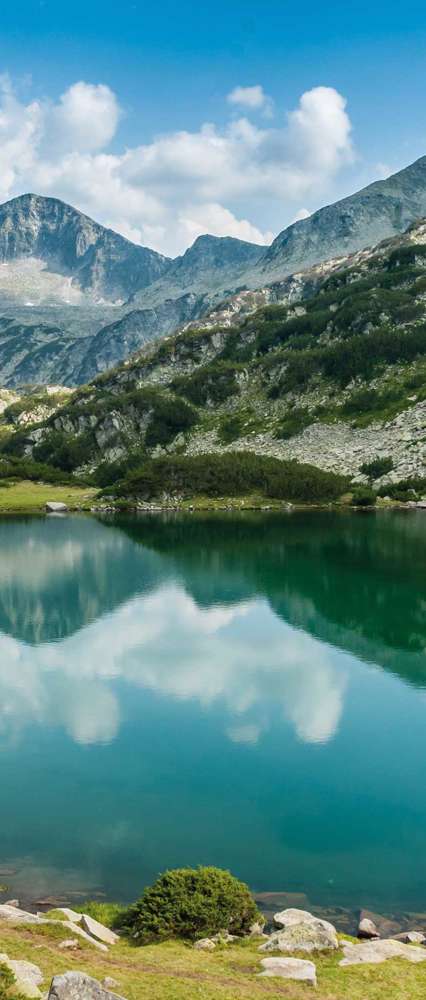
1 918 426 1000
3 219 426 504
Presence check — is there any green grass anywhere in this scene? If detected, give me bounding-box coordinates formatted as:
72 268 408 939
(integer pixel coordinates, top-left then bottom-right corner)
0 480 97 512
1 921 426 1000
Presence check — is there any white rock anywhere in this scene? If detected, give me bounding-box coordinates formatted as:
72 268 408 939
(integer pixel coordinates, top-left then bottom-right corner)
358 917 380 939
0 904 42 923
0 953 43 998
260 913 338 954
259 957 317 985
45 501 68 513
81 913 119 946
4 900 20 908
55 908 83 923
58 939 79 950
193 938 216 951
273 907 336 935
340 939 426 966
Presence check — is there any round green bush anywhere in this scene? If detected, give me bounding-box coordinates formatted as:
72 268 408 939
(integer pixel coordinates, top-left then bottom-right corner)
352 486 377 507
123 866 262 943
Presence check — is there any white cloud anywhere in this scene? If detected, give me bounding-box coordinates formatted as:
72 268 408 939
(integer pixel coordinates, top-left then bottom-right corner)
291 207 311 224
0 77 354 255
227 84 273 117
0 582 348 747
50 81 121 153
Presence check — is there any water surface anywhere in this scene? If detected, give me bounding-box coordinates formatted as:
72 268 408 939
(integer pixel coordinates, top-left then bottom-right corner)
1 510 426 913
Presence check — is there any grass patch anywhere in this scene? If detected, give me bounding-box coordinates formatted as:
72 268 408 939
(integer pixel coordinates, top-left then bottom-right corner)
0 481 97 512
1 921 426 1000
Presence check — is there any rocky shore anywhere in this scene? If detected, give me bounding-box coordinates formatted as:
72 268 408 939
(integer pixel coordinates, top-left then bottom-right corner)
2 895 426 997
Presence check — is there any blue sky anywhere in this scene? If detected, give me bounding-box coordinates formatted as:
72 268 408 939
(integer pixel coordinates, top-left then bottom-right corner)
0 0 425 254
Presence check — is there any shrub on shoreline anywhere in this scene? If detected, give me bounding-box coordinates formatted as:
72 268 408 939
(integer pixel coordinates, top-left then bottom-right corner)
110 451 349 502
121 866 261 943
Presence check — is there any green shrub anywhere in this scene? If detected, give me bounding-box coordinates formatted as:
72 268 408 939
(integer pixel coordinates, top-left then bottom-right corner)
111 451 348 503
122 866 261 943
145 395 198 448
377 476 426 500
360 456 394 479
0 962 25 999
217 414 244 443
352 486 377 506
32 430 95 472
172 361 241 406
275 407 311 440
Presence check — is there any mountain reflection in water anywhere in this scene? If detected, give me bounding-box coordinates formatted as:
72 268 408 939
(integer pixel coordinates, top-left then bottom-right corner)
0 510 425 910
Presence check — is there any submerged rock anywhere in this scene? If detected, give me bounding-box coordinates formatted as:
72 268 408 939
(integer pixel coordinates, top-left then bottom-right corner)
340 939 426 965
259 957 317 985
48 971 127 999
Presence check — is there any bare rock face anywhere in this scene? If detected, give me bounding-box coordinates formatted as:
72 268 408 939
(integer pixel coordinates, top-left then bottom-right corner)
48 971 127 999
259 957 317 985
0 953 43 998
340 939 426 966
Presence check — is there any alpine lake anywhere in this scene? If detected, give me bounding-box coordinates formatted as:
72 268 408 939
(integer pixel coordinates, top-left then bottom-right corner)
1 509 426 930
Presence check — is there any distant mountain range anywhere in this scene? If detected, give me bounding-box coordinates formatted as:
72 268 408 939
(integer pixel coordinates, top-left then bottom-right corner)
2 154 426 387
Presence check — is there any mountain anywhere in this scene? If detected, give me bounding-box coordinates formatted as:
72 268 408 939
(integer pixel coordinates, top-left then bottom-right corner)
0 193 170 302
3 156 426 389
0 197 263 387
249 155 426 283
7 216 426 500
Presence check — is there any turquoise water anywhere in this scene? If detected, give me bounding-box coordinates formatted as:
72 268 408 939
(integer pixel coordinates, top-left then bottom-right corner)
1 510 426 912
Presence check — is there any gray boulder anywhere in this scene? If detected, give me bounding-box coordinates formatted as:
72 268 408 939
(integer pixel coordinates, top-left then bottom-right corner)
340 939 426 966
263 908 338 953
0 953 43 998
46 501 68 513
48 971 127 999
358 916 380 939
260 921 338 954
81 913 119 946
259 957 317 985
393 930 426 945
193 938 216 951
273 907 337 935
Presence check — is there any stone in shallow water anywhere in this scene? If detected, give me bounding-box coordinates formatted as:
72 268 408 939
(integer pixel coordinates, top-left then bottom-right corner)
358 916 380 939
45 501 68 513
393 931 426 945
340 939 426 966
48 971 127 999
259 957 317 985
0 953 43 998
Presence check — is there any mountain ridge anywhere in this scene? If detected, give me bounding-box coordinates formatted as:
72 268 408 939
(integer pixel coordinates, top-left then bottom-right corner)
2 155 426 387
